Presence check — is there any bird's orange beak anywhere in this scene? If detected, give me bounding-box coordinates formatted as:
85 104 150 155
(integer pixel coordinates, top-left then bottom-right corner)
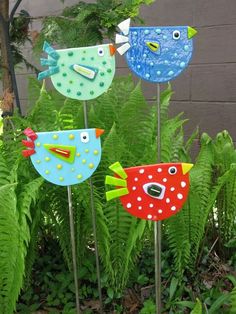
109 44 116 56
96 128 105 138
182 163 193 175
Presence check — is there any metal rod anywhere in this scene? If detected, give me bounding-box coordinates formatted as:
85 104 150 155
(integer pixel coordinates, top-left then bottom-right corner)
154 83 162 314
67 186 81 314
83 101 103 312
9 0 23 23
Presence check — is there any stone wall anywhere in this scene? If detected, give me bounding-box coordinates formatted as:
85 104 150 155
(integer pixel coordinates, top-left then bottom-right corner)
3 0 236 146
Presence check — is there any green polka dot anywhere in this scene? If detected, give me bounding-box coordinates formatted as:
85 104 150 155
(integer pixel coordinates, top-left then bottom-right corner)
82 57 85 61
77 174 83 180
61 63 65 67
80 82 84 87
59 176 64 181
107 68 112 73
99 82 104 87
53 134 58 140
103 61 107 65
91 57 94 61
45 170 50 175
69 80 73 84
57 82 62 87
83 50 86 54
85 149 89 153
89 163 94 169
76 153 81 157
67 89 71 93
93 150 99 155
63 73 67 77
36 160 41 164
82 159 86 164
57 164 62 170
68 52 73 56
77 92 81 96
36 142 41 147
100 72 105 76
90 91 94 95
45 157 50 162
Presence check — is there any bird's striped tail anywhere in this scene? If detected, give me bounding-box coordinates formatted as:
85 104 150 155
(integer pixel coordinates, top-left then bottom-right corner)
22 128 37 157
115 18 131 55
105 162 129 201
38 41 60 80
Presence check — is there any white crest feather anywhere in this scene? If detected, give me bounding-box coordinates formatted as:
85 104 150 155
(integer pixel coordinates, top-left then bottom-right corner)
115 34 129 44
117 18 130 36
117 43 131 56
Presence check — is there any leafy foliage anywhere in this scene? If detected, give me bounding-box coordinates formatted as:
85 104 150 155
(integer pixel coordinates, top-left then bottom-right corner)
34 0 155 50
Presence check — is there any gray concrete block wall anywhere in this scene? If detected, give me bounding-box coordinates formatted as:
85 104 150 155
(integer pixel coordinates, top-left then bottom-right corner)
6 0 236 145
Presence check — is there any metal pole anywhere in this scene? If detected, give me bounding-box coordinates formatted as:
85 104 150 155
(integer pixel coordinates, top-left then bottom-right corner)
83 101 103 312
154 83 162 314
67 186 81 314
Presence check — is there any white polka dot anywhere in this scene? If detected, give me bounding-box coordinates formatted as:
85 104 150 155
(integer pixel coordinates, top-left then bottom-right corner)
147 214 152 219
166 198 170 203
158 209 163 214
127 203 132 208
170 187 175 192
177 193 183 200
157 168 162 173
181 181 186 188
134 177 138 181
148 175 153 179
138 206 142 210
163 178 167 182
137 197 142 201
139 169 145 174
149 203 154 208
171 206 176 211
132 186 137 191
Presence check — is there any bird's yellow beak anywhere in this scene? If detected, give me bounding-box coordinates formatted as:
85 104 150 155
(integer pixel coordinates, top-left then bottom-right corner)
181 163 193 175
95 128 105 138
188 26 197 39
109 44 116 56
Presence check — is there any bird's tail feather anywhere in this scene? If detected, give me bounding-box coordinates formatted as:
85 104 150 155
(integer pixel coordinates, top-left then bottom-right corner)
115 18 131 55
38 41 60 80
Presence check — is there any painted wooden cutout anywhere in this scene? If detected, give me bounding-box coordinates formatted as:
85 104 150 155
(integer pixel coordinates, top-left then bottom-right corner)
22 128 104 186
116 18 197 83
105 162 193 221
38 42 116 100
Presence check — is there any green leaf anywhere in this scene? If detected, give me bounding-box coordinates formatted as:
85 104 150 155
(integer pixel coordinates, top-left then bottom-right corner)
190 298 202 314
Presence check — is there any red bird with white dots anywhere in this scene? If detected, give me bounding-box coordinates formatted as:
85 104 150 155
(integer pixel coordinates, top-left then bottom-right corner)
105 162 193 221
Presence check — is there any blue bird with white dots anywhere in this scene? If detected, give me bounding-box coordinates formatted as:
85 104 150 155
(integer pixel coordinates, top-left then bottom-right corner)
116 19 197 83
22 127 104 186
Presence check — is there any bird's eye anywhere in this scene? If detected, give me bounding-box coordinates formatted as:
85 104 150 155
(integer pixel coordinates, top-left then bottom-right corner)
173 30 181 40
80 132 89 143
168 166 177 175
97 47 104 56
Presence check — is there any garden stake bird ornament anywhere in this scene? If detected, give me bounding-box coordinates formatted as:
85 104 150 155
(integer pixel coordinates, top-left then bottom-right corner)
22 127 104 314
37 40 117 313
115 18 197 313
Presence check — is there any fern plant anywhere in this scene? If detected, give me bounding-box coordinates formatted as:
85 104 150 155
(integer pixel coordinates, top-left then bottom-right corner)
0 151 43 313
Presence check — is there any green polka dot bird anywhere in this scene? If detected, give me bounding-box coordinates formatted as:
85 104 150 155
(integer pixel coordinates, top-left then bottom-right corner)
38 41 116 100
22 127 104 186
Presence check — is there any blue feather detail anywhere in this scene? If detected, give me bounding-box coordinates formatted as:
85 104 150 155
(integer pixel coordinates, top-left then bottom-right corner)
43 41 60 60
40 58 58 66
38 66 60 80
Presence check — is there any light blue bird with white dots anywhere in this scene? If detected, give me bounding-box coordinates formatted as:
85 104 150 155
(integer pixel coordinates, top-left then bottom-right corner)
115 19 197 83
